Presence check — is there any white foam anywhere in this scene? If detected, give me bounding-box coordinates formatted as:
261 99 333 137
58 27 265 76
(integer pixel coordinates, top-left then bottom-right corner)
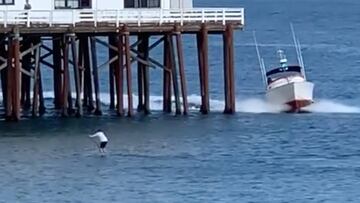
302 99 360 113
236 98 288 113
1 91 360 114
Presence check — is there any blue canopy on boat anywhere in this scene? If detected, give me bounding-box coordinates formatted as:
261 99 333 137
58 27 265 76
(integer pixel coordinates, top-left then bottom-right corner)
266 65 302 77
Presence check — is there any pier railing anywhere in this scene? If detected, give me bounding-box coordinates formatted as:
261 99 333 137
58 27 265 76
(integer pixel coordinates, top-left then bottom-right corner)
0 8 244 28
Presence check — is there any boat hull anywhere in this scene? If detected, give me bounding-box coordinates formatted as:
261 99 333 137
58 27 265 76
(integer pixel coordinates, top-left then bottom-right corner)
266 81 314 112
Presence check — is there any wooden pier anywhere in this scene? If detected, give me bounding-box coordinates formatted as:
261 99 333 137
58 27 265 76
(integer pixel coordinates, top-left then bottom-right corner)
0 8 244 121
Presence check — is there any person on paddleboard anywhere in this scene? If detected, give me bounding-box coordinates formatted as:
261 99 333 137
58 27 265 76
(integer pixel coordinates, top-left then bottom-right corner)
89 129 108 155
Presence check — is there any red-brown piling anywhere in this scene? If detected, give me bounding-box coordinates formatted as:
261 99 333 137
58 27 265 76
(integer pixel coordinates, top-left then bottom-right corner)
197 24 210 114
115 34 124 116
6 36 13 120
142 34 150 114
32 40 41 117
137 35 145 112
34 37 46 115
0 39 7 110
174 26 189 115
124 27 133 117
90 37 102 115
108 35 116 109
167 33 181 115
61 35 70 117
70 34 83 117
10 32 21 121
81 36 95 112
223 24 236 114
163 34 172 113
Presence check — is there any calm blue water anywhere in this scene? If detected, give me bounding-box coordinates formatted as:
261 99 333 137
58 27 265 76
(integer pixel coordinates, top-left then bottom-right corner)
1 0 360 202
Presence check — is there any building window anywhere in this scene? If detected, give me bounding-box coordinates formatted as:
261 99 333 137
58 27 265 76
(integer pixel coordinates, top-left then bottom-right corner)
0 0 14 5
124 0 160 8
55 0 91 9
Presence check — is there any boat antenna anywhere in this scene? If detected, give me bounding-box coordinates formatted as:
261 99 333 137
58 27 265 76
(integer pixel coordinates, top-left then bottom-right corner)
290 23 306 79
252 31 267 87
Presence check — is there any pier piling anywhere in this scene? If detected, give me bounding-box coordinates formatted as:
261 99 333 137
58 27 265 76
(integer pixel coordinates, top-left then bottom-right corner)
223 24 236 114
124 28 133 117
175 25 189 115
90 37 102 115
115 34 124 116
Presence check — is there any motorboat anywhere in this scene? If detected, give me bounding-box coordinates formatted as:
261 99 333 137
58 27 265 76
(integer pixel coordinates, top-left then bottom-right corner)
253 24 314 112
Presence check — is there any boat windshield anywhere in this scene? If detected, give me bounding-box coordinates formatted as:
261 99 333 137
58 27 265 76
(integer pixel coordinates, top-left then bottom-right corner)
266 65 303 82
266 65 302 77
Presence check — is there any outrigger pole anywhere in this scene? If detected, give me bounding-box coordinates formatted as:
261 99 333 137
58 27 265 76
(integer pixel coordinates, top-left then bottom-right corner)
290 23 306 80
252 31 267 88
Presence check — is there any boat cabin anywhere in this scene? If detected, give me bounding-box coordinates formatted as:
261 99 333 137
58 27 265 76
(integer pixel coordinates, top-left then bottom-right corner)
0 0 193 10
266 65 305 88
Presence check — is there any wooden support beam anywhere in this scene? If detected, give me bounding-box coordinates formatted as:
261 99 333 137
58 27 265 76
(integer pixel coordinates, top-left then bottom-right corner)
115 34 124 116
137 34 145 112
201 24 210 114
0 40 7 110
78 35 84 95
6 37 13 120
124 28 133 117
227 24 236 113
0 42 41 71
95 37 140 52
40 59 54 69
52 36 62 109
196 33 204 113
83 36 94 112
61 35 70 117
32 43 40 117
223 24 236 114
21 36 32 110
108 35 116 109
163 34 172 113
12 32 21 121
41 44 53 53
70 34 83 117
90 37 102 115
143 34 150 115
148 36 164 51
34 38 46 116
197 24 210 114
39 52 53 62
175 28 189 115
96 37 154 69
167 34 181 115
38 64 46 116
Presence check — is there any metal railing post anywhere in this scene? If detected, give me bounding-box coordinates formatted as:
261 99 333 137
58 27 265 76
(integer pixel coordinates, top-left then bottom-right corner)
160 9 163 25
94 9 98 27
180 9 184 26
222 8 226 25
26 11 30 27
116 10 119 27
201 9 205 23
137 10 141 26
49 10 53 26
4 11 7 28
72 10 75 26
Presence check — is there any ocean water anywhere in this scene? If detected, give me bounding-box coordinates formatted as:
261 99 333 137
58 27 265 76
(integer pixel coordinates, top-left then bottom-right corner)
1 0 360 202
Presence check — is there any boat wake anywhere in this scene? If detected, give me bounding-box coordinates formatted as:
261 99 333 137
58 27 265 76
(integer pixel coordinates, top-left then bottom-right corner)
302 100 360 113
236 98 360 114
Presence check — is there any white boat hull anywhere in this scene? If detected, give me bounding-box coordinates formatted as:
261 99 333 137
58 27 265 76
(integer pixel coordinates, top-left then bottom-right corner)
266 81 314 111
